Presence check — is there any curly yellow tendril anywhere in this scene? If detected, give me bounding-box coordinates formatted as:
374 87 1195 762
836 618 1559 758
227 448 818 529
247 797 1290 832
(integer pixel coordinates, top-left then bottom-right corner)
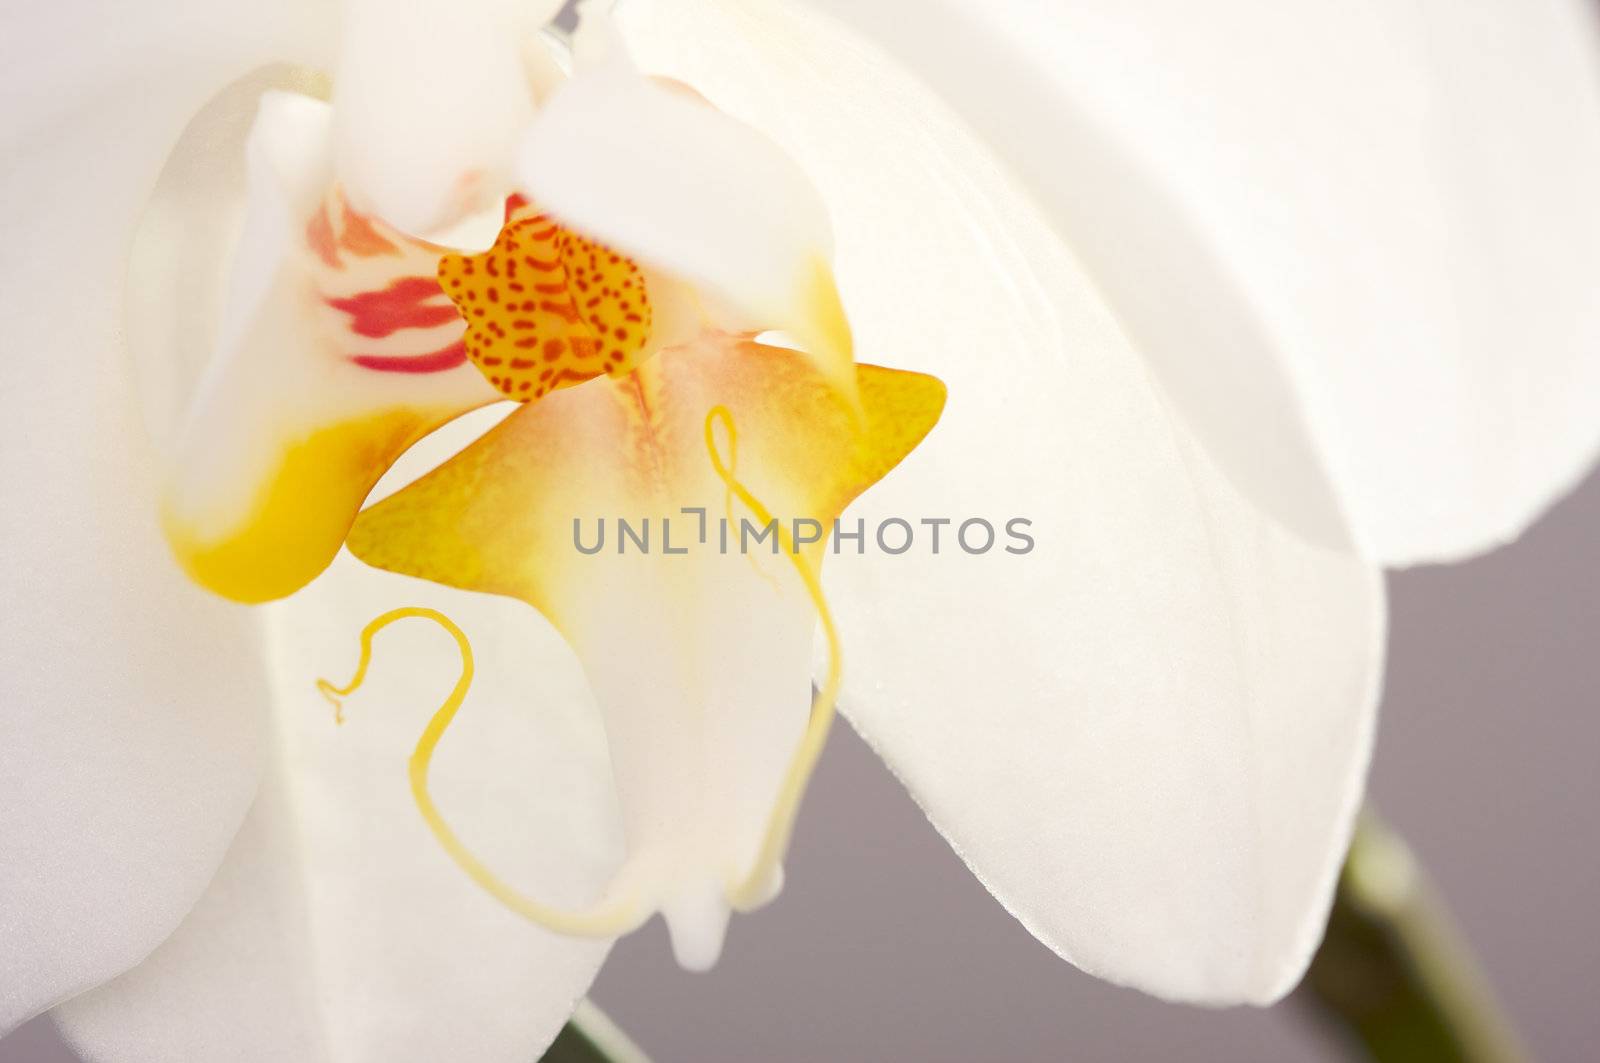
703 405 844 912
318 606 643 937
712 402 782 593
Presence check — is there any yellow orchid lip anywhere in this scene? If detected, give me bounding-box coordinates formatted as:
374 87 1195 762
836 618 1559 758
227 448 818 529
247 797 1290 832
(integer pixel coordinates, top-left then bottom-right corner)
338 335 943 964
312 401 844 945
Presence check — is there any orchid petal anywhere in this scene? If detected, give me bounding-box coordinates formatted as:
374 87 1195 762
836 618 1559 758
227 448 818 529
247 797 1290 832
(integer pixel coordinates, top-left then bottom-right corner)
0 1 336 1034
348 338 943 968
789 0 1600 566
1 1 329 150
0 367 270 1035
333 0 563 235
53 553 621 1063
158 88 500 604
516 14 856 403
618 0 1385 1004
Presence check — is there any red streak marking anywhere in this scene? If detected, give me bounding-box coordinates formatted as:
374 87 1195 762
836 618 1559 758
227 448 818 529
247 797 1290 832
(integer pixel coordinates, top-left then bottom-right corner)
351 341 467 374
306 206 341 268
340 203 400 257
328 277 460 338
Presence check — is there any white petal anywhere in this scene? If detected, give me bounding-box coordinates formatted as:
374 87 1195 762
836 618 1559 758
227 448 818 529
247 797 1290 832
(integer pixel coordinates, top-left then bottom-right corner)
0 1 330 1034
516 13 855 399
619 0 1386 1004
334 0 561 234
54 554 622 1063
126 65 327 461
0 367 270 1034
788 0 1600 566
1 1 329 150
572 543 814 969
156 85 500 603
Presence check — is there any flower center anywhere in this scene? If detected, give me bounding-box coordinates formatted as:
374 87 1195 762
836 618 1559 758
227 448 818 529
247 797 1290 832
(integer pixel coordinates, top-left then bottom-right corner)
440 196 654 400
133 25 948 966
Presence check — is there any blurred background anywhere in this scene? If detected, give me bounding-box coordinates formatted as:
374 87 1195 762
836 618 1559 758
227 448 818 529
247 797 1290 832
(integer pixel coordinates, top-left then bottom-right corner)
6 462 1596 1061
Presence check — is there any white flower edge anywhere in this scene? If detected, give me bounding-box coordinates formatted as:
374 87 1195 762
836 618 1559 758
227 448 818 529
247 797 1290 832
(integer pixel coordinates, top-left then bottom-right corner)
617 0 1385 1004
791 0 1600 567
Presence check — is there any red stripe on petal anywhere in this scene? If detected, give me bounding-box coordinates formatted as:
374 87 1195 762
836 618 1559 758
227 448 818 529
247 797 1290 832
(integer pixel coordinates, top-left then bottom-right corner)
306 204 341 269
328 277 461 338
352 341 469 374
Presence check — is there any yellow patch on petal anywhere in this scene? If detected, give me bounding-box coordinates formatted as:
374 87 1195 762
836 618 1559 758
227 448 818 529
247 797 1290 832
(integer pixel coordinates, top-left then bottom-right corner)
345 339 945 613
162 408 449 603
159 178 501 606
439 200 653 402
792 257 858 412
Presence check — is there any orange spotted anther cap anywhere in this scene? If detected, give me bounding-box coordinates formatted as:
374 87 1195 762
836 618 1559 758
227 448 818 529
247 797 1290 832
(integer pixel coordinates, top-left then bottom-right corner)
439 197 654 401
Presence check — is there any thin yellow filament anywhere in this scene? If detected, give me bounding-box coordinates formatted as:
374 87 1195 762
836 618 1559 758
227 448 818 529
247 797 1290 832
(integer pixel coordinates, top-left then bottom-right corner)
703 406 844 912
718 411 781 592
318 607 642 937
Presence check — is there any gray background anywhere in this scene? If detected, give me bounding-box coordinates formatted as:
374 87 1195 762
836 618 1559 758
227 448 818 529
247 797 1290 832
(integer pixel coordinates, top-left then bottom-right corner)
7 464 1597 1061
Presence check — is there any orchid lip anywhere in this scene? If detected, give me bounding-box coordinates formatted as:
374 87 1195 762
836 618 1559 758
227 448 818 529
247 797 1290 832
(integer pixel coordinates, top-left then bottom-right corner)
317 399 866 969
343 341 943 966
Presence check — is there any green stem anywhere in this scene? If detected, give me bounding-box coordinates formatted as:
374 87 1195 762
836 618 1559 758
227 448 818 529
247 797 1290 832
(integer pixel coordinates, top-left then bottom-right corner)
539 1000 650 1063
1299 810 1527 1063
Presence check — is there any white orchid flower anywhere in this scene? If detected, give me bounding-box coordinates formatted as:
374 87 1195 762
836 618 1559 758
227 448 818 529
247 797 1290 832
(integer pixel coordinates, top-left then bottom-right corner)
4 0 1599 1060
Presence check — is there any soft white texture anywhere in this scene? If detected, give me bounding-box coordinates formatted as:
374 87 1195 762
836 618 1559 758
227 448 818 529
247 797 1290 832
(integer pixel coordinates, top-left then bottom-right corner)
333 0 558 234
0 324 269 1034
124 64 325 461
516 22 836 342
792 0 1600 566
619 0 1386 1004
0 0 330 1034
564 543 814 971
0 0 328 150
53 553 623 1063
